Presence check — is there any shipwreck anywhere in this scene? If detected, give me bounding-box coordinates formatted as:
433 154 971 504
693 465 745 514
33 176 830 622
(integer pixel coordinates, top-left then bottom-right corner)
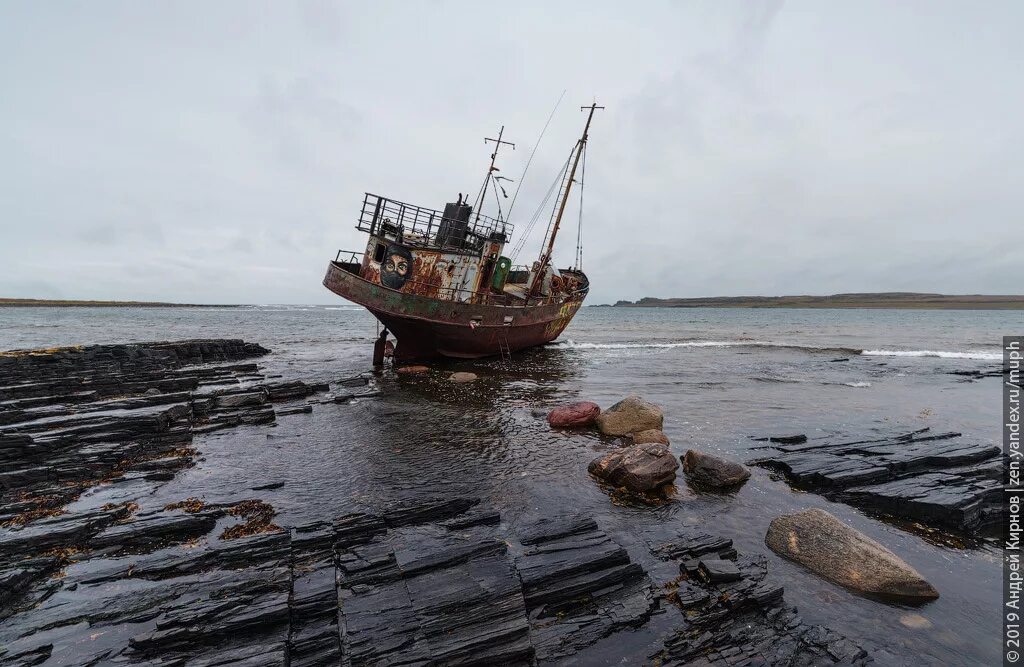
323 104 602 362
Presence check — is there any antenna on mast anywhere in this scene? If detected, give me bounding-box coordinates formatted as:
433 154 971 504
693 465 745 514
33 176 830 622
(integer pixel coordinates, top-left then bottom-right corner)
472 125 515 224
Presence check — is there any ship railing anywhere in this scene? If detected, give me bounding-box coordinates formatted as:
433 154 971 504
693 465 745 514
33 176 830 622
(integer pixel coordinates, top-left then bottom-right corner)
355 193 513 254
333 250 362 275
330 254 585 307
334 250 361 263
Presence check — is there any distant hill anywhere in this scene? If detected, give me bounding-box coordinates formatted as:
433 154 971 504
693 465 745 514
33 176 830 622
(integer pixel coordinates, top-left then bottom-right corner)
601 293 1024 310
0 298 236 308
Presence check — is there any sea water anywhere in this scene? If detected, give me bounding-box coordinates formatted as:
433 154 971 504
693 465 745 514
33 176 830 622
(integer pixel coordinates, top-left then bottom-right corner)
1 305 1021 664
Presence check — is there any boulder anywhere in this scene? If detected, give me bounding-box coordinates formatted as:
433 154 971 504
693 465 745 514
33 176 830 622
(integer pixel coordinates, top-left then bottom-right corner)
632 429 669 445
547 401 601 428
588 443 678 492
682 450 750 489
595 396 663 436
765 508 939 602
397 365 430 375
449 372 478 383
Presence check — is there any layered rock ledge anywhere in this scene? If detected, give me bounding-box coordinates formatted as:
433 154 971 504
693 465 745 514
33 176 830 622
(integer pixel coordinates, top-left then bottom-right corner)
0 340 882 665
0 339 332 620
1 491 875 666
749 427 1002 535
648 529 873 665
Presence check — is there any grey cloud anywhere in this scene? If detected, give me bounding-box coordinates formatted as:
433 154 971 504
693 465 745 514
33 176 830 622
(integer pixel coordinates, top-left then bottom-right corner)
1 0 1021 304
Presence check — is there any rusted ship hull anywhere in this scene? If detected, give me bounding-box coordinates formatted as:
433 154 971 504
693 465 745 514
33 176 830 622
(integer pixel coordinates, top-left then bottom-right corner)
323 260 585 361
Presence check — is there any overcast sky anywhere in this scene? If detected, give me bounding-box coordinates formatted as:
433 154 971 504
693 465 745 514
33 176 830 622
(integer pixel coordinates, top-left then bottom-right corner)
1 1 1021 304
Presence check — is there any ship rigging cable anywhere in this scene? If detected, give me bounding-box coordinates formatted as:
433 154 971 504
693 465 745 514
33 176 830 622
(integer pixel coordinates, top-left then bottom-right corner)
575 141 587 270
506 90 566 225
509 149 572 262
535 140 580 264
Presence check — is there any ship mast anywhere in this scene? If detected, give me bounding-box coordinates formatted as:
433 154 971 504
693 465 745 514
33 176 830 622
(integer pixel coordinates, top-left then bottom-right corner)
531 102 602 295
472 125 515 224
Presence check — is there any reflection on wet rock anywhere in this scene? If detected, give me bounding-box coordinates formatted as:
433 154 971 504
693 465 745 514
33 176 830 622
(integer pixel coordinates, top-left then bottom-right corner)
749 427 1002 535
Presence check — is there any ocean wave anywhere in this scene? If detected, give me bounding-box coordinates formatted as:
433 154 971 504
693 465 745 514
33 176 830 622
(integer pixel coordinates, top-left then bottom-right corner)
553 339 861 354
554 339 999 361
861 349 1001 361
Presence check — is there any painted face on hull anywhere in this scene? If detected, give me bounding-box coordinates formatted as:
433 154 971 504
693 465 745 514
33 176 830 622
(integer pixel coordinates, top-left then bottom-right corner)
380 244 413 290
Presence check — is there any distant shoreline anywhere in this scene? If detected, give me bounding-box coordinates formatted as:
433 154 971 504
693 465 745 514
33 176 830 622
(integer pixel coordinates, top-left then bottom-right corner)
0 298 240 308
595 293 1024 310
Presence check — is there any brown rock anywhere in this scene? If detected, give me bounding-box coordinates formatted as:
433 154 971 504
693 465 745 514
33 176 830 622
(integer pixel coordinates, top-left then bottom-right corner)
682 449 750 489
587 442 678 492
632 429 669 445
397 365 430 374
765 508 939 602
449 372 478 383
547 401 601 428
595 396 663 436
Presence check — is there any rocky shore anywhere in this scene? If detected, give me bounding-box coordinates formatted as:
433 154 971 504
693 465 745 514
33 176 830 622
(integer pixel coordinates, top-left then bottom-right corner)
0 340 896 665
748 427 1003 537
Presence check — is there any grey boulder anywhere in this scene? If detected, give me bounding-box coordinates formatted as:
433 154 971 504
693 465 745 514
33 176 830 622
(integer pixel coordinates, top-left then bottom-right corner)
682 449 750 489
595 396 663 437
765 508 939 603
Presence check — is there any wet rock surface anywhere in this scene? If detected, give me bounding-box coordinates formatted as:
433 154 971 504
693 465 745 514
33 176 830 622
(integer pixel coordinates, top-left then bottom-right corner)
595 395 664 436
588 442 679 492
766 508 939 603
748 427 1002 535
547 400 601 428
632 428 670 445
0 340 328 624
0 338 960 665
648 529 872 666
1 489 878 666
682 449 751 490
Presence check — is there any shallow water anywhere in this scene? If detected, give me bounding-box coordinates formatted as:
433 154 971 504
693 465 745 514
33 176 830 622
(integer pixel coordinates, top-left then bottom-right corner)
2 305 1020 664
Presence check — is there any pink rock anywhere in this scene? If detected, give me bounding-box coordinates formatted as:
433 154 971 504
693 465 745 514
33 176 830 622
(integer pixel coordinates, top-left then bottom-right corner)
547 401 601 428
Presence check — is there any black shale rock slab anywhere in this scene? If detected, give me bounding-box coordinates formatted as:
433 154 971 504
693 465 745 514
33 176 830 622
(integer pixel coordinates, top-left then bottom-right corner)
648 529 868 666
289 523 341 667
749 427 1003 534
334 499 533 666
276 404 312 416
696 558 741 583
0 504 131 561
442 508 502 531
514 514 656 662
382 495 481 528
327 501 665 665
89 510 219 552
264 380 328 401
651 530 734 561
